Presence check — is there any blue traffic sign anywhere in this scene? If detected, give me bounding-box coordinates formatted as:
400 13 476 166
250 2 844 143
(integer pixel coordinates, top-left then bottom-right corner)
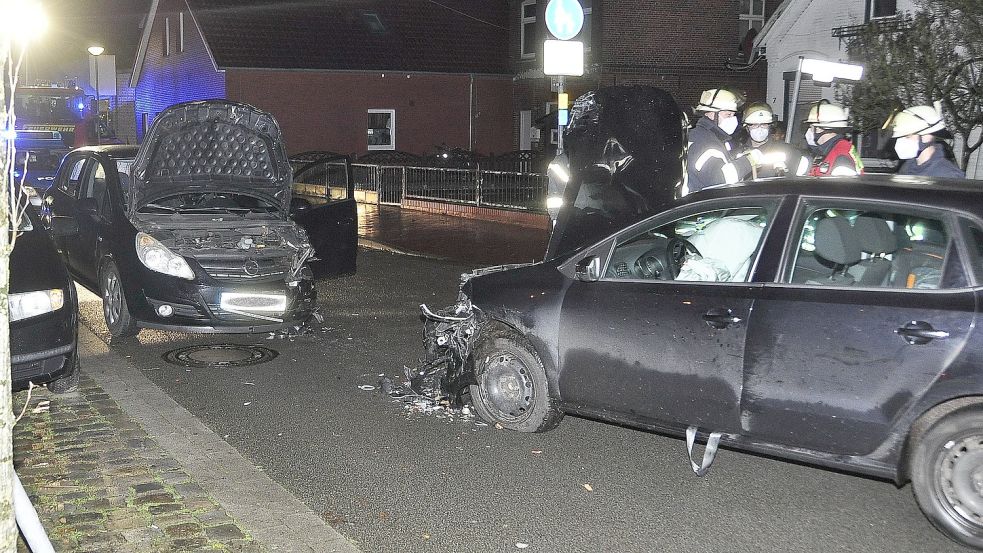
545 0 584 41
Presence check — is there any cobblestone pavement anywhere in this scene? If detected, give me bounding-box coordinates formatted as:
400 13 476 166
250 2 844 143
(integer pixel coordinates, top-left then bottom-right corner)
12 376 267 553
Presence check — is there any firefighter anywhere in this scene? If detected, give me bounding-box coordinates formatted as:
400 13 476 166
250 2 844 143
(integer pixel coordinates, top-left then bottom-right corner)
742 102 810 177
885 102 965 178
685 88 760 195
803 100 863 176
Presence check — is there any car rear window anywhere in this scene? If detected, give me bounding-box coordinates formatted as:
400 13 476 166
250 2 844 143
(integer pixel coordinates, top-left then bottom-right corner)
786 205 963 290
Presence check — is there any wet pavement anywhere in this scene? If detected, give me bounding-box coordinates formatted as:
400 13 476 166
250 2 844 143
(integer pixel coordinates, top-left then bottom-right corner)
356 203 549 265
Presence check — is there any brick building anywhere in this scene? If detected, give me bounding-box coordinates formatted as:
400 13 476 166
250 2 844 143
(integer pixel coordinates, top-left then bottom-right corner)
129 0 513 157
511 0 777 152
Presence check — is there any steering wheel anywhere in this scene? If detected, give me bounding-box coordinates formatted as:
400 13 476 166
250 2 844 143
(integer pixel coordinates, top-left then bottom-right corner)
666 237 702 279
634 248 667 279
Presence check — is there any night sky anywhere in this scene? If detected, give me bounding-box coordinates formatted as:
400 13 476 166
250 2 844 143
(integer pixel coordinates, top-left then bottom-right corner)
27 0 153 85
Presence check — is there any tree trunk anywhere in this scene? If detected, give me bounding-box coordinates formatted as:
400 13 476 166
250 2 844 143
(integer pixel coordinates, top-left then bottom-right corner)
0 36 17 550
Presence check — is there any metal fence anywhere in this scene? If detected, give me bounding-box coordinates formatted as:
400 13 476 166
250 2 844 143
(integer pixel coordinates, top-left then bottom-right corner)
292 159 549 212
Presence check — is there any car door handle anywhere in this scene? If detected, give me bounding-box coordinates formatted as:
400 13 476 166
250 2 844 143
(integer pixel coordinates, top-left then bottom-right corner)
703 308 743 329
895 321 950 345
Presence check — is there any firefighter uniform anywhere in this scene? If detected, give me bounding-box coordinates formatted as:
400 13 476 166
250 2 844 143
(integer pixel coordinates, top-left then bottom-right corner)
886 103 966 178
742 102 810 178
685 89 755 195
809 135 864 177
803 101 863 176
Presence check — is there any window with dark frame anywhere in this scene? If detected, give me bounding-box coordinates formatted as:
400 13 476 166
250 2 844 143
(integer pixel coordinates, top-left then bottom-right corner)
367 109 395 150
739 0 766 47
870 0 897 19
520 0 537 59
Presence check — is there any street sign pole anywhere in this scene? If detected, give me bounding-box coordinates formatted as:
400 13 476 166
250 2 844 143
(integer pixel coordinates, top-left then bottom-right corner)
557 77 565 155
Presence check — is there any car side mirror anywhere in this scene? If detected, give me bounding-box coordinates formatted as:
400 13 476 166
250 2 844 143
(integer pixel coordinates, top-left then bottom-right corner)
48 216 79 236
575 256 601 282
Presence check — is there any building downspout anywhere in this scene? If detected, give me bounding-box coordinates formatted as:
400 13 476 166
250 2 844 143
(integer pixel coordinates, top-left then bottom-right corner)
468 73 474 151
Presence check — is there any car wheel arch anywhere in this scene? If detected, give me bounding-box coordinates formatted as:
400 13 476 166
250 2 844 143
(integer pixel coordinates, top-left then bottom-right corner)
902 395 983 482
471 317 558 385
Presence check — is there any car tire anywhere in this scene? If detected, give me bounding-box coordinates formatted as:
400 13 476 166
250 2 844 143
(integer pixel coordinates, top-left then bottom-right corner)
47 350 80 394
911 409 983 549
100 260 137 338
469 331 562 433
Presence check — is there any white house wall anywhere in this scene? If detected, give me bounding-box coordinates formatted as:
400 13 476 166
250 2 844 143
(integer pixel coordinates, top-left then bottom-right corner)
760 0 917 121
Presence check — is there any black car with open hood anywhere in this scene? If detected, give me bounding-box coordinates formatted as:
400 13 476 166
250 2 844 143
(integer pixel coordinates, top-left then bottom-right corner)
44 101 321 336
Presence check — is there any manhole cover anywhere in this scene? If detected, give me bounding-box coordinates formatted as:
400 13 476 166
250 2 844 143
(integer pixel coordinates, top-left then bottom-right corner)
162 344 278 368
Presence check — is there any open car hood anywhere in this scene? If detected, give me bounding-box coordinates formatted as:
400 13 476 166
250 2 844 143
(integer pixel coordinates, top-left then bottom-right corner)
546 86 687 260
129 100 292 215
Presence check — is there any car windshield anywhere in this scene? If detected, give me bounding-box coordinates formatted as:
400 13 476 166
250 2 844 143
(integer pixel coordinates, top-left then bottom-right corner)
137 192 279 215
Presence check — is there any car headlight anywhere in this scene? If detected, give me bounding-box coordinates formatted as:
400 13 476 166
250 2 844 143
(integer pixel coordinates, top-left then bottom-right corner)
10 289 64 322
135 232 195 280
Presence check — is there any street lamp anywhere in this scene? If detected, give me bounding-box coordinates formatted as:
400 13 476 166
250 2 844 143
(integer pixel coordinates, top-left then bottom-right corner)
87 46 105 145
785 57 865 143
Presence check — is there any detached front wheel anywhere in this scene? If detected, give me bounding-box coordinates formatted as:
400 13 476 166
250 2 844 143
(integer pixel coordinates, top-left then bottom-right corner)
469 332 562 433
912 410 983 549
100 260 137 338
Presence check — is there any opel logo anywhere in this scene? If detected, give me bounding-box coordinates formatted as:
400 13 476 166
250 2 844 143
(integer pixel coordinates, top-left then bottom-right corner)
243 260 260 276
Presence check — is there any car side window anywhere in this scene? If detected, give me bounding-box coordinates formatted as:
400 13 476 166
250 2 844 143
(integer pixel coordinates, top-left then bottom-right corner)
82 162 110 216
605 206 771 283
58 158 86 197
786 206 960 289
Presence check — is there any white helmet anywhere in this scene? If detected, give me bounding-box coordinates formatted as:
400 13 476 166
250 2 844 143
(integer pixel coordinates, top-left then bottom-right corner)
803 101 851 128
743 102 774 125
888 102 946 138
696 89 740 112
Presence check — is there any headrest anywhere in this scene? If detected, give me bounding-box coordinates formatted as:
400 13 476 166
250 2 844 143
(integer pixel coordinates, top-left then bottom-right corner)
814 217 861 265
853 216 897 255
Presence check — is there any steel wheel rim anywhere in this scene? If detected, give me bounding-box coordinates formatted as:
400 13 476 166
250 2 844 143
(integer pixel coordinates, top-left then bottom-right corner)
103 270 122 326
478 353 534 422
937 434 983 531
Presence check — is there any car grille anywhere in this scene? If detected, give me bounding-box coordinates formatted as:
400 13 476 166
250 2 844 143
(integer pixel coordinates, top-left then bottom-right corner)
196 257 292 281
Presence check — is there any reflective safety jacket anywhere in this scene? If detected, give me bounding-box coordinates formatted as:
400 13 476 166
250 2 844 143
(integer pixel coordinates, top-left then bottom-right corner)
755 141 811 178
685 117 752 195
809 135 864 176
899 146 966 178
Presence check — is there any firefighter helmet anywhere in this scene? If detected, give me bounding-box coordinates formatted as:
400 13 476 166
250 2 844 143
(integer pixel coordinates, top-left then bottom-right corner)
887 102 946 138
696 89 740 112
803 100 851 128
743 102 774 125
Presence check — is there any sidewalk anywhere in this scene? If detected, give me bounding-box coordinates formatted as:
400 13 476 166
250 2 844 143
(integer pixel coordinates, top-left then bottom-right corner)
11 205 544 552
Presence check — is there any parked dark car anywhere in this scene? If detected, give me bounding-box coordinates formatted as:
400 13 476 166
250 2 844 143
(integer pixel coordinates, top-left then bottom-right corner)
12 130 70 206
10 207 79 393
424 175 983 549
424 87 983 548
41 100 353 336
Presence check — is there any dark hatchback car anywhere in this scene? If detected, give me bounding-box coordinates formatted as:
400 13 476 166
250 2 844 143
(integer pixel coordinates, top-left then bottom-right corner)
427 174 983 547
43 101 353 336
10 207 79 393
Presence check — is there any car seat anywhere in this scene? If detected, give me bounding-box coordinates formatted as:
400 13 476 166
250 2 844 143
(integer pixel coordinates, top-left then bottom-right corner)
850 216 897 286
805 217 861 286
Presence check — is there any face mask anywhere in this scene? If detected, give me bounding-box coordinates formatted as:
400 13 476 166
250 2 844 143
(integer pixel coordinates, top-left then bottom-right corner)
895 136 922 160
805 127 817 147
718 115 739 136
749 127 770 143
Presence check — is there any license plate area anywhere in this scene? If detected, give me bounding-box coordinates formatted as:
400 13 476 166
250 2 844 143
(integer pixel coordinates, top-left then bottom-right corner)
219 292 286 313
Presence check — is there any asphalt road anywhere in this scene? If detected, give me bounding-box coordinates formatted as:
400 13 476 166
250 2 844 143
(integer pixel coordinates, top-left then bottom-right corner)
76 248 972 553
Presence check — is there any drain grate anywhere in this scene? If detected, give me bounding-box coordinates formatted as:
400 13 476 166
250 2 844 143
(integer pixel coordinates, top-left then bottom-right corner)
162 344 278 368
